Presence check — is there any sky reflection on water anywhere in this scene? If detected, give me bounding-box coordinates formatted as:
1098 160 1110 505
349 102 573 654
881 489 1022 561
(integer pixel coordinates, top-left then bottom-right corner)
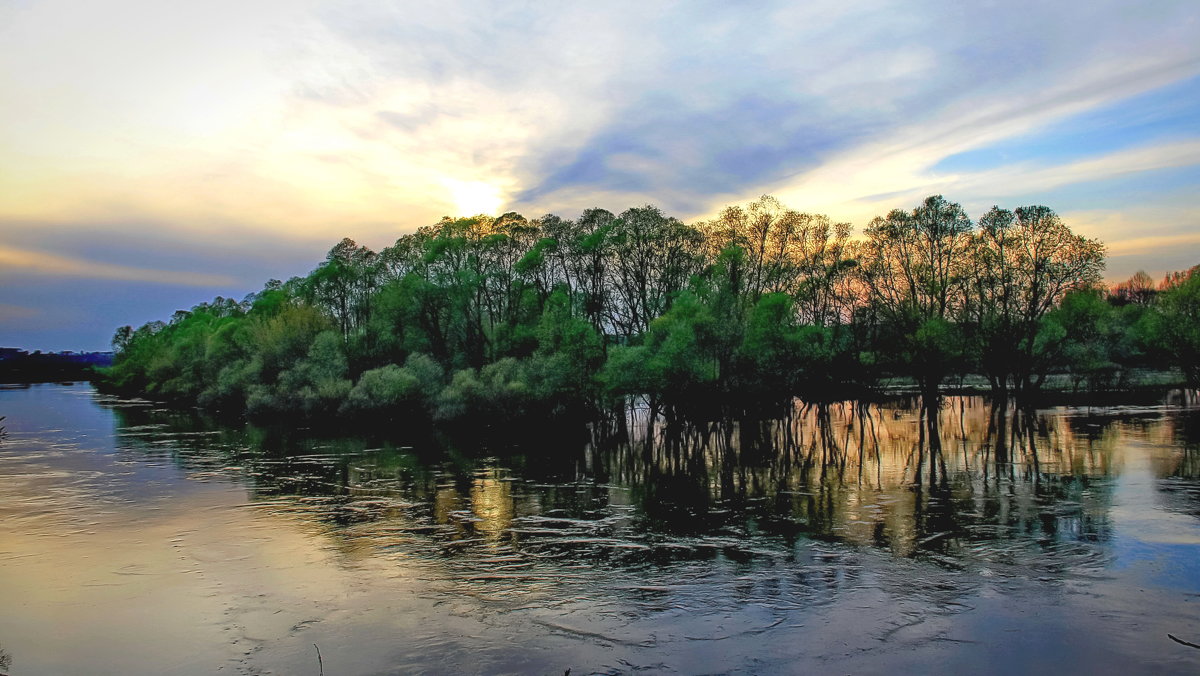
1 383 1199 674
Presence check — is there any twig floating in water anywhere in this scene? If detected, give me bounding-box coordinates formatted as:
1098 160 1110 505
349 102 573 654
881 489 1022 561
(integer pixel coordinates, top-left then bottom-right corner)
314 643 324 676
1168 634 1200 650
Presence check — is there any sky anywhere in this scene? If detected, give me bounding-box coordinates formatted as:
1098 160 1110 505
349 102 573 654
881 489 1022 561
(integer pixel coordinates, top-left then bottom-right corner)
1 0 1198 351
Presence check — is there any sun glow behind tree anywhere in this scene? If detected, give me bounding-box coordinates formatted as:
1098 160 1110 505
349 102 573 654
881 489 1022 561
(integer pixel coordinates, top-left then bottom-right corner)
1 1 1197 352
98 193 1180 428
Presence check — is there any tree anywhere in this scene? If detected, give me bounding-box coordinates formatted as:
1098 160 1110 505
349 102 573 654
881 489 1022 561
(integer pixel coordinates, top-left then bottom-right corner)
111 325 133 354
1043 289 1121 391
604 206 704 340
99 193 1122 425
1153 266 1200 386
858 195 974 398
306 238 380 339
1111 270 1156 306
965 205 1105 397
701 196 854 325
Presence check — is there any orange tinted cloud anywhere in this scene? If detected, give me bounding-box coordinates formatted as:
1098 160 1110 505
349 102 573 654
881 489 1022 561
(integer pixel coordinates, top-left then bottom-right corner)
0 303 41 322
0 246 234 287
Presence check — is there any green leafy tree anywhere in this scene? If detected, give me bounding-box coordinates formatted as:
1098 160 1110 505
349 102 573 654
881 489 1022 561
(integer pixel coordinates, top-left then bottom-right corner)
100 193 1127 425
965 205 1105 397
1043 289 1121 391
858 195 974 398
1153 267 1200 385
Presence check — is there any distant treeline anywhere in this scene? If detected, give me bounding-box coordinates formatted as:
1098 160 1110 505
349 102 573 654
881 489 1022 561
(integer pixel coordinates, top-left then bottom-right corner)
99 195 1199 422
0 348 113 382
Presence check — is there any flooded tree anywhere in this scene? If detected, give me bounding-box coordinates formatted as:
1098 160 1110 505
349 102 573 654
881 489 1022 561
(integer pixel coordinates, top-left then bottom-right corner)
965 205 1105 399
99 193 1189 424
1154 266 1200 386
604 206 705 340
858 195 974 400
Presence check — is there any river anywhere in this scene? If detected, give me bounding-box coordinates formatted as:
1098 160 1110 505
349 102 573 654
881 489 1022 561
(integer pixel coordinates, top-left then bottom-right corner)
1 383 1198 674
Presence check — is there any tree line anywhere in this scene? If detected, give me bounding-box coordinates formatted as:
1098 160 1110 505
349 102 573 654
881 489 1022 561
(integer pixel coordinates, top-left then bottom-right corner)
100 194 1199 423
0 348 113 382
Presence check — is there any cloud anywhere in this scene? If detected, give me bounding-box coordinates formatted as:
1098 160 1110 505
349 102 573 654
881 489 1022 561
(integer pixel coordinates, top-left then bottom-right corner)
1064 204 1200 243
0 245 235 287
760 58 1200 223
3 0 1197 234
0 303 41 322
952 140 1200 198
509 2 1200 219
1 0 1199 350
0 276 243 351
1107 232 1200 257
1056 203 1200 282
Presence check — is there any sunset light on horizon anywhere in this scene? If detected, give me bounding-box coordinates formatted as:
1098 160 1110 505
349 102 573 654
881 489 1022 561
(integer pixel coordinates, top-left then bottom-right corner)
2 0 1198 351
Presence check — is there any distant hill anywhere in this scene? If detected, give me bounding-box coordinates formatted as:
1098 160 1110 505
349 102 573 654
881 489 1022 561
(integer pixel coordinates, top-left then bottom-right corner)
0 348 113 382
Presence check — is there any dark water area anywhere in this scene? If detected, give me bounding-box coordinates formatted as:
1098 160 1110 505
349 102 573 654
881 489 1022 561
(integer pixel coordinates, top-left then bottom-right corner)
2 383 1200 674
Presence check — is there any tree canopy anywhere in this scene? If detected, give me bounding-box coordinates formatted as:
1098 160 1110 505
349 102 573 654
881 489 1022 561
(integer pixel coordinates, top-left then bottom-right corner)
101 195 1194 424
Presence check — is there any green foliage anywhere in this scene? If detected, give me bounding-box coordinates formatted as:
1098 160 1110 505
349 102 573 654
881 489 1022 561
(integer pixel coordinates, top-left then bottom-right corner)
1152 268 1200 385
1044 290 1121 391
737 294 858 400
345 365 421 413
252 330 353 417
102 194 1165 424
339 353 444 418
530 290 603 404
739 293 802 394
598 292 722 400
435 358 535 420
598 345 654 400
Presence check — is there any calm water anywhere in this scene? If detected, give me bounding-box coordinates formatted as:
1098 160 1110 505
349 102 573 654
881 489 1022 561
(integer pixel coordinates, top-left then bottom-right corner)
1 383 1199 675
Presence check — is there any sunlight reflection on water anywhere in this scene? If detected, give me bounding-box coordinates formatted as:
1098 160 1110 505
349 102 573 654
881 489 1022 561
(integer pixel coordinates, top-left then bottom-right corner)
1 383 1199 674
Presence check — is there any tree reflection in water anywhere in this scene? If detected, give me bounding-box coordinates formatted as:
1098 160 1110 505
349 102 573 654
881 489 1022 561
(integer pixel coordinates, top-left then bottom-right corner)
104 393 1200 574
10 384 1200 674
580 396 1138 566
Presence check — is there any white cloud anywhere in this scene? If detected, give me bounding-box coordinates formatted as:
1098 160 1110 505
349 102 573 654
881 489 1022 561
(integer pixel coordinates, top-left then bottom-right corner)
0 0 1198 254
758 58 1200 225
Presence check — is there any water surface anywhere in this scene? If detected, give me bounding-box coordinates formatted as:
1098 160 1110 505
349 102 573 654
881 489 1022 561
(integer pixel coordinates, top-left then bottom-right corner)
1 383 1199 674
